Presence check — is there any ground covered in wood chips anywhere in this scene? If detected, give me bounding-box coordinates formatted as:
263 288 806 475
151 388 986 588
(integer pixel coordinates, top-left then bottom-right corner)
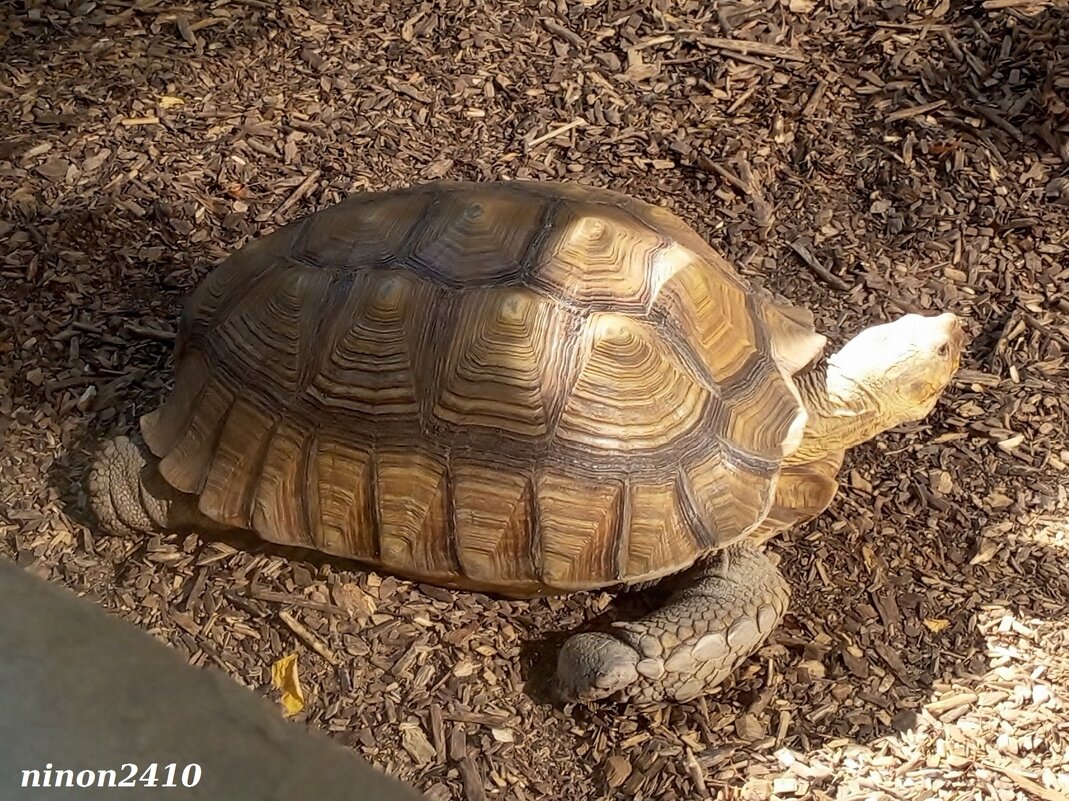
2 1 1069 799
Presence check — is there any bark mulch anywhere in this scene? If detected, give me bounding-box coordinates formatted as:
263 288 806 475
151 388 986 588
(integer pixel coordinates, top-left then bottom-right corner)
2 1 1068 800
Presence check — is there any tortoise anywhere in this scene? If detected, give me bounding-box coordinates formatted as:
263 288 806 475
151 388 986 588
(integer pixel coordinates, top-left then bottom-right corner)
87 180 964 704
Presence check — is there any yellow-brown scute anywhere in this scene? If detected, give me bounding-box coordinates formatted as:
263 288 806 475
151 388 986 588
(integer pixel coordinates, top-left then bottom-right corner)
555 314 711 452
143 182 823 593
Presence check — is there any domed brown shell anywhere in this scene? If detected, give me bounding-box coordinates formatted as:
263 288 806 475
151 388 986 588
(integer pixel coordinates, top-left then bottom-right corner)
140 181 826 595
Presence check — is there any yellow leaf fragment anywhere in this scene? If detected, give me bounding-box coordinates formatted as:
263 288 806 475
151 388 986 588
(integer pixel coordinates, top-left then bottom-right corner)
159 95 185 108
271 652 305 717
924 618 951 633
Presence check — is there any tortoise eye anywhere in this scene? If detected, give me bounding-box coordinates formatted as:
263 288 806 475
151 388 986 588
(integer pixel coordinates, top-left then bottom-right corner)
937 344 950 357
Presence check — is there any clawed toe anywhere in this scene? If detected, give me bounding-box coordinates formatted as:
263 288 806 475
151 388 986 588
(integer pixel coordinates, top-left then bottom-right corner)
554 632 641 702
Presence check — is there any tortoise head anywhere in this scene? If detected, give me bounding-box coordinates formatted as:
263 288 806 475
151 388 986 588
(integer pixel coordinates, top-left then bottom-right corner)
828 312 966 428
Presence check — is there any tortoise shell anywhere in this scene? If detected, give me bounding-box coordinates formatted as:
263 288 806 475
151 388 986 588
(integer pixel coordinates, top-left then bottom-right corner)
140 181 827 595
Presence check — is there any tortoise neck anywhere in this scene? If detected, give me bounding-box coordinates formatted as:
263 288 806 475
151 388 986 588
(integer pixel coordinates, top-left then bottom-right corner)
788 360 885 465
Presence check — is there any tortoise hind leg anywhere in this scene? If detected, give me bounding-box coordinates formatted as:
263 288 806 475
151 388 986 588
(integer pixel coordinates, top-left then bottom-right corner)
554 542 789 704
88 434 221 536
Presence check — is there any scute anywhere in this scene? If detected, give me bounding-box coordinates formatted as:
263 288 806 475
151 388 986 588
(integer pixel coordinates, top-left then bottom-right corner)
432 288 556 438
403 186 546 285
654 259 760 386
451 462 539 589
622 477 701 583
375 449 459 583
143 180 824 595
682 447 779 546
530 201 666 311
250 418 320 548
554 314 711 453
293 189 433 269
535 471 624 590
305 272 424 418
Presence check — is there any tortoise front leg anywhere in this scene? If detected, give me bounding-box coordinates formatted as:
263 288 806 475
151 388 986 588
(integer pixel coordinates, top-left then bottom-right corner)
88 434 221 537
554 542 789 704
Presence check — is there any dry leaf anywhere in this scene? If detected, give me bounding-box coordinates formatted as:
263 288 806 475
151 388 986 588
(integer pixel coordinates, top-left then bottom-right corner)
491 727 515 743
159 95 185 108
453 660 476 677
790 0 816 11
331 582 376 617
271 652 305 717
924 618 951 633
604 755 632 788
970 537 1000 565
400 722 437 765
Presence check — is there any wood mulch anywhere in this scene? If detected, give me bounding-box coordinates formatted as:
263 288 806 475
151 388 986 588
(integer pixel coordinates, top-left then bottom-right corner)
2 1 1068 800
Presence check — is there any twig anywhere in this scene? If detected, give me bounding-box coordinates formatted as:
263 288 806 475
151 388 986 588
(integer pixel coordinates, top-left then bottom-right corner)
875 290 924 316
716 7 734 36
697 157 749 194
873 21 953 31
458 757 488 801
735 156 773 231
697 35 806 62
987 311 1020 370
72 320 105 335
526 118 587 149
272 169 321 219
64 321 127 346
44 374 107 393
1019 309 1069 351
941 29 963 60
684 748 709 798
802 79 828 117
540 18 585 49
982 0 1054 9
278 610 338 665
249 588 349 616
629 34 676 51
968 104 1026 142
629 30 806 62
790 240 851 291
886 99 947 123
981 762 1069 801
717 50 778 70
124 323 176 342
59 321 134 346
